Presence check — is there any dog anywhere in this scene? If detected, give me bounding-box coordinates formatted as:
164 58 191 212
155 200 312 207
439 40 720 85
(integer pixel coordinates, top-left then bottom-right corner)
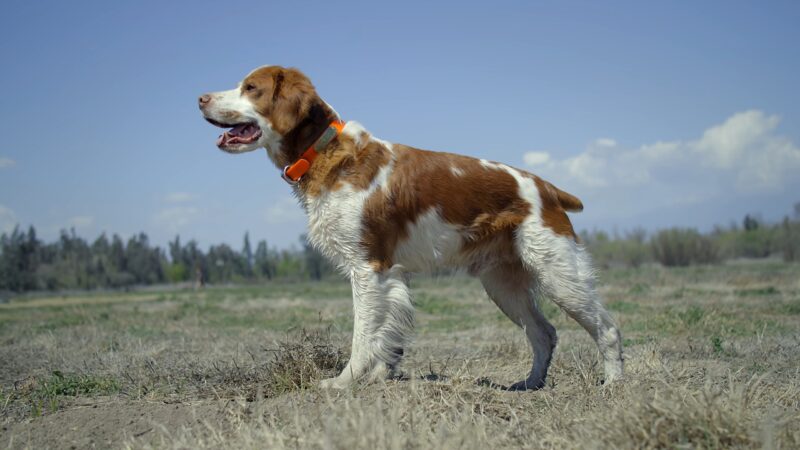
199 66 624 390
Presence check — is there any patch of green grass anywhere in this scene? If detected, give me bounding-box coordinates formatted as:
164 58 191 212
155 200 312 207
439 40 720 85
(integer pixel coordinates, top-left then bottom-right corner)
628 283 651 295
424 315 482 331
35 314 89 331
203 281 352 302
710 336 724 354
622 335 655 347
782 300 800 315
677 305 705 326
126 324 173 338
414 293 461 315
735 286 779 297
208 306 320 330
622 305 728 336
21 371 120 417
538 300 561 321
607 300 640 313
670 287 686 299
44 371 119 396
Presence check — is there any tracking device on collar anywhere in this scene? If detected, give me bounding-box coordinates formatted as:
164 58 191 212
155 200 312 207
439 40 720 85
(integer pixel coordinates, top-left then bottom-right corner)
281 120 346 184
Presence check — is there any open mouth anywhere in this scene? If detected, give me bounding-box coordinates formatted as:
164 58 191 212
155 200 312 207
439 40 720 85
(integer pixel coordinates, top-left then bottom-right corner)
205 118 263 148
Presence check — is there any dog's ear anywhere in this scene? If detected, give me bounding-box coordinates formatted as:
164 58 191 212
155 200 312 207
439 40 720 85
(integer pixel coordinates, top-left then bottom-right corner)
269 68 317 134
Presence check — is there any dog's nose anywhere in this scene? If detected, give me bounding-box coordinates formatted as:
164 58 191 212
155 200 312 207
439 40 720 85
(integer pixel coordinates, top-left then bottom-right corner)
198 94 211 108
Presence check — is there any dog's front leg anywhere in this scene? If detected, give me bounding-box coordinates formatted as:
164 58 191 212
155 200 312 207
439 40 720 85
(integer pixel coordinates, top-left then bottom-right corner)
320 265 414 389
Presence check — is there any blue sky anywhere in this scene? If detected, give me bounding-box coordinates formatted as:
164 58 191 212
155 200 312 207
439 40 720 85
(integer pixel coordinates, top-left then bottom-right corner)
1 0 799 249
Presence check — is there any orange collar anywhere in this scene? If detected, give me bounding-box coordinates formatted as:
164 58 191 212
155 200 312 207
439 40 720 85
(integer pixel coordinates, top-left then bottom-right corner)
281 120 346 184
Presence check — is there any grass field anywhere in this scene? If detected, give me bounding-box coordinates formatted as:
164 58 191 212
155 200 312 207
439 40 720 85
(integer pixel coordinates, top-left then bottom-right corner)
1 261 799 449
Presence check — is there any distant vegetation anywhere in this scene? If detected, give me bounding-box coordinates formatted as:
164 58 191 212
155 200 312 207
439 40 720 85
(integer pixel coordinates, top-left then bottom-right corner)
0 229 334 293
1 205 798 293
582 207 800 269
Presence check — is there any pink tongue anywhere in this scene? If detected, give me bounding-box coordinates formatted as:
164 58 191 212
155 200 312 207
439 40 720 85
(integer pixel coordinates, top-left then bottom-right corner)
216 124 260 147
229 123 250 136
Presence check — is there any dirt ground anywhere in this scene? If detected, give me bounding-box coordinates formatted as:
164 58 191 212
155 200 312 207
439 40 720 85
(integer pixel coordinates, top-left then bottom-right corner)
1 262 799 449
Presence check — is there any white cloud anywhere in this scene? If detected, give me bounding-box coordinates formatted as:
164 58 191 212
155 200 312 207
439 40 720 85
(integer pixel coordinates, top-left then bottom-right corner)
594 138 617 148
0 205 17 233
153 206 201 232
67 215 94 229
522 110 800 224
265 196 305 225
523 151 550 167
164 192 194 203
693 111 800 191
0 157 15 168
525 110 800 193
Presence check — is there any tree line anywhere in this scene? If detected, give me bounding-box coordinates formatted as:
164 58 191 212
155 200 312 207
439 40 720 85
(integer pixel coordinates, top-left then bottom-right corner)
0 228 335 293
2 205 799 293
582 209 800 269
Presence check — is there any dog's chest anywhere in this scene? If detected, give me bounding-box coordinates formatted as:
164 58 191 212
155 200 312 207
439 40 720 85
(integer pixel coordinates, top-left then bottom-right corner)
302 186 372 267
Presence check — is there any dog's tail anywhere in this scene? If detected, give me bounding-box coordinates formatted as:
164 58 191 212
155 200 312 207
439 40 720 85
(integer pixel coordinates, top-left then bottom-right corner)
554 186 583 212
529 173 585 213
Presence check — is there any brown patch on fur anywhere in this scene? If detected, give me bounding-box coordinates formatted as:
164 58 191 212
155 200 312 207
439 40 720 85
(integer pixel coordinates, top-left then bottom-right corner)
533 177 578 239
239 67 391 197
241 66 338 168
461 230 519 276
299 134 392 197
361 149 531 271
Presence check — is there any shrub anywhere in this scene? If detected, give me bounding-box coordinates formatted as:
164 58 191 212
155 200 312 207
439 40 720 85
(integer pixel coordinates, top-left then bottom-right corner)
652 228 719 267
165 262 188 283
780 218 800 262
581 229 651 269
727 227 776 259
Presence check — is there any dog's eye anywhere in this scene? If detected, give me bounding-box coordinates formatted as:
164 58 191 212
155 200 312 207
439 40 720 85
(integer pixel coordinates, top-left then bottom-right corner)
244 84 256 92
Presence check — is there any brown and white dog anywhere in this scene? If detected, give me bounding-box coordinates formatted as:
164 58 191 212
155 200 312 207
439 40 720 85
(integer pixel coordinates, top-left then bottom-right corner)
199 66 623 390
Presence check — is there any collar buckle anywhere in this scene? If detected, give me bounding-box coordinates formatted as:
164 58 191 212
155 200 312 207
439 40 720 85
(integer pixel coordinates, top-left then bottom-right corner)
281 165 300 185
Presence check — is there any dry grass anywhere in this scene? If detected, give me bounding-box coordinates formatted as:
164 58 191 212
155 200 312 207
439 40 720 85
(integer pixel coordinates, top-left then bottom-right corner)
1 261 799 449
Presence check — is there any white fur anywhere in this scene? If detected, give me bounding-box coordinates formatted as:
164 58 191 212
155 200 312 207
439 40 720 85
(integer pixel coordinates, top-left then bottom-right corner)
479 158 504 171
201 87 283 156
321 265 414 388
473 162 624 383
508 167 624 383
393 209 463 272
299 135 415 388
341 121 369 147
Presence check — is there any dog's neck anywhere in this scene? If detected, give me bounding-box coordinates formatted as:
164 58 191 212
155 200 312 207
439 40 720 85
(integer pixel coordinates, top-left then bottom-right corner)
275 101 339 169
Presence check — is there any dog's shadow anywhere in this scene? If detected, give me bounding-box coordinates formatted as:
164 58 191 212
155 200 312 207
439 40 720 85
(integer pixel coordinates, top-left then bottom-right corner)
390 372 537 391
475 377 543 391
388 372 449 383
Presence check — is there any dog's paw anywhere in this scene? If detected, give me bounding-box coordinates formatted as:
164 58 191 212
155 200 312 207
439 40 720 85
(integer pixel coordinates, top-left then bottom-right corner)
506 378 546 391
319 377 350 390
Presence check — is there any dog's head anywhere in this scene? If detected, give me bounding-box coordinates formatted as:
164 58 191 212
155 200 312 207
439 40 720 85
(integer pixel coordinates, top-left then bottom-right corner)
199 66 334 165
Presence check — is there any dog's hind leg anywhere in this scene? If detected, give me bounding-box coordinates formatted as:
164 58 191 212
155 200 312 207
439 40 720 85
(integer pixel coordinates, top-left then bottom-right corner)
516 232 624 384
320 265 414 389
480 263 557 390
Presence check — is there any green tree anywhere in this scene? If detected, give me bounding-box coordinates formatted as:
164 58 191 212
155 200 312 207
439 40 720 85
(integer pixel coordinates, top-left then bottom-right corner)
302 234 332 281
651 228 718 267
242 232 253 277
254 240 276 280
0 226 34 291
125 233 165 285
